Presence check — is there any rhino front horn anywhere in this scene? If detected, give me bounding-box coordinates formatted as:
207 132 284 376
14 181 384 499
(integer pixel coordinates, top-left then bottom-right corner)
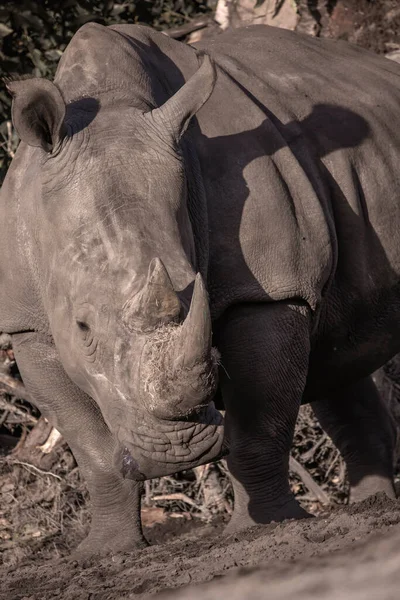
123 258 181 332
139 271 217 420
177 273 212 370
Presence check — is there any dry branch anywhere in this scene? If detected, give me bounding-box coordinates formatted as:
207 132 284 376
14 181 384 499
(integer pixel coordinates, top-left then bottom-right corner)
0 396 16 426
39 428 63 454
2 458 62 480
301 434 328 462
0 373 31 402
0 397 37 424
289 455 331 506
152 492 201 510
164 16 211 39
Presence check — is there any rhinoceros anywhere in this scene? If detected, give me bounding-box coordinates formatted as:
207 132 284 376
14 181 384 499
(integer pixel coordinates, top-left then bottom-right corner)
1 22 399 556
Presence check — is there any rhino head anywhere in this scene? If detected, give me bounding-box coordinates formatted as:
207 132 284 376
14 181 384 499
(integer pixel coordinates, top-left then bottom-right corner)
7 54 226 480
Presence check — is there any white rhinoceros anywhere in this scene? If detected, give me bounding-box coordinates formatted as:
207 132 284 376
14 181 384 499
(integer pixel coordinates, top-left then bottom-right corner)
1 22 399 555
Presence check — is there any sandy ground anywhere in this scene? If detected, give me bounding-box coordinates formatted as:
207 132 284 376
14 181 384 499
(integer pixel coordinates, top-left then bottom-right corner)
2 493 400 599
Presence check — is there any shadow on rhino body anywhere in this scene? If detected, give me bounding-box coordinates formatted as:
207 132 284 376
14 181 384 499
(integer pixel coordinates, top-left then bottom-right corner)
66 38 399 483
113 35 400 393
140 42 400 498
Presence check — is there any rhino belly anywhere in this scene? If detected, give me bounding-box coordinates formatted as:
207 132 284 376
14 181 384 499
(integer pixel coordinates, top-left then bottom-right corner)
305 284 400 399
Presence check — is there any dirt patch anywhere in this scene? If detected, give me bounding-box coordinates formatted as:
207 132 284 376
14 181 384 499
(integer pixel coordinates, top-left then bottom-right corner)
0 404 346 566
1 493 400 599
161 516 400 600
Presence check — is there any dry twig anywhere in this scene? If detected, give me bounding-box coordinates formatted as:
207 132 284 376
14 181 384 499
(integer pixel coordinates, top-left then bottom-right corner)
164 16 211 38
3 458 63 481
39 428 63 454
0 373 31 402
301 433 328 462
0 397 37 424
152 492 201 511
289 455 331 506
0 396 16 426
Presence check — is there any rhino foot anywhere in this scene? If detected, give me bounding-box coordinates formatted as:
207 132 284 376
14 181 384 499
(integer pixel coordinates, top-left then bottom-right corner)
223 496 312 538
349 474 396 504
72 530 149 561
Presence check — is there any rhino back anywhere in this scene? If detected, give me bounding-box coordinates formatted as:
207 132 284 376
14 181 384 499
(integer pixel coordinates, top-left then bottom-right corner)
193 26 400 325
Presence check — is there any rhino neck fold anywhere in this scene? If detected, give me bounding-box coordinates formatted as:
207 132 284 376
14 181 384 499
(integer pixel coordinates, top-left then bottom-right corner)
181 137 210 283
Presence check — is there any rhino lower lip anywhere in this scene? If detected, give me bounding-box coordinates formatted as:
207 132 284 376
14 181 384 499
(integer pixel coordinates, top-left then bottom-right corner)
118 425 226 480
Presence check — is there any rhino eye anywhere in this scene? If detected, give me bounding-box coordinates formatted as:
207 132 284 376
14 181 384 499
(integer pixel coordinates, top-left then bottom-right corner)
76 320 90 333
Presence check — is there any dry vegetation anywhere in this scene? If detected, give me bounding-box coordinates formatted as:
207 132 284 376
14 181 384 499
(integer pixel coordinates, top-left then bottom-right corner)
0 335 348 567
0 412 346 566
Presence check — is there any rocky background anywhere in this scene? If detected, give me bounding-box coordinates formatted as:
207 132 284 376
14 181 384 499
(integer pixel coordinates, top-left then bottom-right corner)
1 0 400 566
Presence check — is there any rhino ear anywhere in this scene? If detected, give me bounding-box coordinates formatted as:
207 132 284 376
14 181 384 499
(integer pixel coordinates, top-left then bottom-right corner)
5 77 66 152
148 53 216 141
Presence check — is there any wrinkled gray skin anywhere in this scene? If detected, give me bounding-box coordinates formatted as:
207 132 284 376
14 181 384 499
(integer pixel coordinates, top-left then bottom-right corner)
1 23 400 556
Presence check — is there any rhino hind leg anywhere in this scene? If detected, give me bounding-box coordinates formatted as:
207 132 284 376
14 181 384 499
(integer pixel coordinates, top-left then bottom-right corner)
11 332 147 558
216 301 312 533
312 376 396 504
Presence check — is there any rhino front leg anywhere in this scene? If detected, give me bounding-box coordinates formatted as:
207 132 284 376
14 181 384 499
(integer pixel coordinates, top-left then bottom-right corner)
312 376 396 503
12 331 147 557
217 302 311 533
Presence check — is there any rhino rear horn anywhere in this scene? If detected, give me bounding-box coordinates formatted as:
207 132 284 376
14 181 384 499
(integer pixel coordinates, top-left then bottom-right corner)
148 53 216 141
123 258 181 332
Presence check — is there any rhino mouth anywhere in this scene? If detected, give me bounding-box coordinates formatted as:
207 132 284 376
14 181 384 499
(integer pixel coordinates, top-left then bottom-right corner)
115 402 227 480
